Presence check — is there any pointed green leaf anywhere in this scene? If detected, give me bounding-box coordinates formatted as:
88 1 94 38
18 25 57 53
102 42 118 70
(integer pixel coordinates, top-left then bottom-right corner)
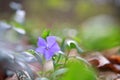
66 40 83 53
41 29 50 39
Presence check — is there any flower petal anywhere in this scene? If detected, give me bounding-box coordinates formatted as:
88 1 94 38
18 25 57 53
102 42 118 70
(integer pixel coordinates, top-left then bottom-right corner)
47 36 56 48
37 37 46 47
44 50 54 60
50 42 60 53
36 47 45 55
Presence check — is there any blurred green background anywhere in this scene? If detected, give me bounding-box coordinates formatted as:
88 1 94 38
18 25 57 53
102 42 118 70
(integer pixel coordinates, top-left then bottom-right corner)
0 0 120 51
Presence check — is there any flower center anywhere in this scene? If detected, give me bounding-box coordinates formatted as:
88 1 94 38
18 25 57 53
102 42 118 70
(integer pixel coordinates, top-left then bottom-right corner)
46 47 49 50
46 44 49 50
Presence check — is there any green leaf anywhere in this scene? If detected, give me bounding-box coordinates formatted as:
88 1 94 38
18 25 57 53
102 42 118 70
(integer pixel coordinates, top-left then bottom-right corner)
25 49 43 64
41 29 50 39
36 77 49 80
66 40 83 53
10 21 26 34
26 49 36 55
61 58 97 80
50 68 68 80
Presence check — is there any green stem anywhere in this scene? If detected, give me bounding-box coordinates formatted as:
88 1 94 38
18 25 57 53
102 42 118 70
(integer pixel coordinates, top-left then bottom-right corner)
56 54 62 64
53 54 62 70
64 50 70 66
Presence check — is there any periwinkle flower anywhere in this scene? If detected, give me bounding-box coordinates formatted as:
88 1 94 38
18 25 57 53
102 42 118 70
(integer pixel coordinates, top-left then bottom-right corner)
36 36 60 60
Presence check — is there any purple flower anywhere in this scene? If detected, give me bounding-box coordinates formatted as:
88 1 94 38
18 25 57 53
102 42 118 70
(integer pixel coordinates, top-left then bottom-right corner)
36 36 60 60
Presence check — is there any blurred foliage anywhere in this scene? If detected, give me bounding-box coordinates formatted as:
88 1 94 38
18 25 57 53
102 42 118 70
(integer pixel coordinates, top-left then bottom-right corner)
25 0 114 24
1 0 118 50
80 24 120 51
61 57 96 80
